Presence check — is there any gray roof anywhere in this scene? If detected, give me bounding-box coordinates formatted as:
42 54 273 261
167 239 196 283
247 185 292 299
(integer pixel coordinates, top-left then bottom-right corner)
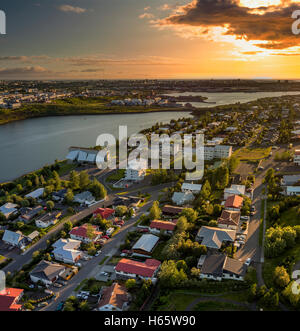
201 254 226 277
172 192 195 205
197 226 236 249
2 230 23 246
30 260 65 281
133 234 159 253
282 175 300 186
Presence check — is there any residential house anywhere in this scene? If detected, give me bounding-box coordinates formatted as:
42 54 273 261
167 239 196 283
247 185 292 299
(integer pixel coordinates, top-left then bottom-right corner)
29 260 65 286
35 211 62 228
217 210 241 231
93 208 115 219
18 206 43 223
2 230 26 249
0 288 24 311
115 258 161 282
162 205 184 217
224 195 244 211
52 189 68 202
199 254 247 281
224 185 246 200
52 238 82 264
285 186 300 196
181 183 202 194
26 231 39 243
132 234 159 257
294 150 300 166
281 175 300 186
0 203 18 219
172 192 195 206
25 188 45 200
196 226 236 250
98 283 130 311
69 223 102 243
149 220 176 235
73 191 95 206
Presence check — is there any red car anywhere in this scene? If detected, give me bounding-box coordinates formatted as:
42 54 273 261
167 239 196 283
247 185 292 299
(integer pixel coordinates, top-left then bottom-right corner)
122 250 130 254
102 235 110 240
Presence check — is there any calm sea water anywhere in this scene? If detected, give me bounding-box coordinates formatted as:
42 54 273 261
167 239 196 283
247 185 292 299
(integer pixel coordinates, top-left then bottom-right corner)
0 112 192 182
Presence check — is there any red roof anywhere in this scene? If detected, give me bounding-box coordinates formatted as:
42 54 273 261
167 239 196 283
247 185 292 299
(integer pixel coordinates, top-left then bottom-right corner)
295 150 300 156
150 220 176 231
70 223 101 239
225 195 244 209
93 208 115 219
0 288 23 311
115 259 161 278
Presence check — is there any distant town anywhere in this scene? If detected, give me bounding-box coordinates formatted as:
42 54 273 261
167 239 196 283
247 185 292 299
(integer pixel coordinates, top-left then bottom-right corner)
0 79 300 312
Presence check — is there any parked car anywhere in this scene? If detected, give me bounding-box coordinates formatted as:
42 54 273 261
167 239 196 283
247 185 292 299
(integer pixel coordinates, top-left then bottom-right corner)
55 301 65 311
102 235 110 240
138 228 149 233
95 250 102 257
75 262 82 267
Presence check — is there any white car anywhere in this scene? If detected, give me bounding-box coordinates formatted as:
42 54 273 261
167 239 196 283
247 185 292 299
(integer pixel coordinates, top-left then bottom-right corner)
75 262 82 267
95 251 102 257
245 258 252 266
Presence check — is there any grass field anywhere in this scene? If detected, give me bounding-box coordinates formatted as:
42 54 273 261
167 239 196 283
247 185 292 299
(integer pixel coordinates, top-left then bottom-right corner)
234 147 272 161
193 301 248 311
278 207 300 227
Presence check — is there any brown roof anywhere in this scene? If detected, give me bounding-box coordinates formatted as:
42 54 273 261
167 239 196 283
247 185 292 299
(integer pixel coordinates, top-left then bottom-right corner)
218 210 240 227
98 283 129 310
224 257 247 277
150 220 176 231
162 205 184 215
225 195 243 209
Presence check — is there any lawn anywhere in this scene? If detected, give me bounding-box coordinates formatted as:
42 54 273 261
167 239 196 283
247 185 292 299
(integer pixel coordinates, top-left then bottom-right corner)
278 207 300 227
106 169 125 183
152 242 168 261
234 147 272 161
263 245 300 288
193 301 248 311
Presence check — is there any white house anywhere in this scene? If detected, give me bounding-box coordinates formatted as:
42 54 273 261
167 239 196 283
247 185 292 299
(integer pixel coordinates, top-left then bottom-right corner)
172 191 195 206
181 183 202 194
73 191 95 206
25 188 45 200
52 238 82 264
29 260 65 286
285 186 300 196
35 211 61 228
0 203 18 219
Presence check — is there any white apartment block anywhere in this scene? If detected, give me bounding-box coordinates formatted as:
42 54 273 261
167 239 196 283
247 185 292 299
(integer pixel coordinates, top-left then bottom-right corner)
204 145 232 161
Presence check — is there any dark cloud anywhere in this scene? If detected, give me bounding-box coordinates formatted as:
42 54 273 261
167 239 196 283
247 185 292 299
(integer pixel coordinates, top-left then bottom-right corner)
157 0 300 49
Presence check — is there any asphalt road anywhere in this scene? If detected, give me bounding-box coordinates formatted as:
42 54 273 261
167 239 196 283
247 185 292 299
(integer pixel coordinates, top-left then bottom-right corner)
43 186 164 311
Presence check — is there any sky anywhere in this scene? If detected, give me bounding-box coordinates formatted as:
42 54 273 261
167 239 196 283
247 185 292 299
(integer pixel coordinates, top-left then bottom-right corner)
1 0 300 79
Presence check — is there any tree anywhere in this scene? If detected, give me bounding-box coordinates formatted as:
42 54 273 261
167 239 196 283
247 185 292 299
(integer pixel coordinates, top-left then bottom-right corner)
64 220 73 233
64 189 74 205
125 279 136 290
69 171 80 190
0 212 6 223
16 184 23 194
79 301 90 311
180 208 198 223
79 171 91 190
89 179 107 200
149 201 161 220
200 180 211 201
273 266 290 288
46 200 54 211
115 205 128 217
25 180 32 189
159 260 188 288
176 216 189 233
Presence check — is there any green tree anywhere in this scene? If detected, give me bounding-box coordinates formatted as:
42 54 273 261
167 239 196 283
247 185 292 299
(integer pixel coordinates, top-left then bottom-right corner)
273 266 290 288
149 201 161 220
125 279 137 290
79 171 91 190
46 200 55 211
69 171 80 190
64 220 73 233
89 179 107 200
64 189 74 205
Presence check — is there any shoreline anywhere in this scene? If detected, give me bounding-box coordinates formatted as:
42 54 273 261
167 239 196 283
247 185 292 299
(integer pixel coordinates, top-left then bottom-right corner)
0 107 195 127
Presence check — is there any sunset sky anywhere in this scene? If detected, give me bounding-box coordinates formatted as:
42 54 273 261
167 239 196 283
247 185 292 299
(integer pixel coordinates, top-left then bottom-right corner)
1 0 300 79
